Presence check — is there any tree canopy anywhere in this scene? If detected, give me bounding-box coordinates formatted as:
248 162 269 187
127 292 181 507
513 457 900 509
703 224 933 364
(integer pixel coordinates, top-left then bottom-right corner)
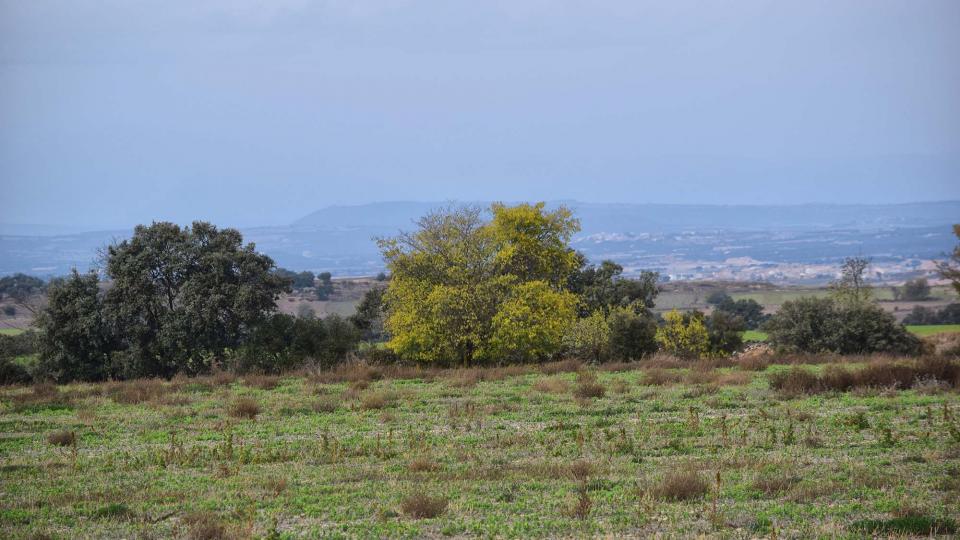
378 203 580 364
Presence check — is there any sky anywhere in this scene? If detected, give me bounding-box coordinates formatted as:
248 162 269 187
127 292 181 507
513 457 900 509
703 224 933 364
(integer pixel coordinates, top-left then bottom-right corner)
1 0 959 229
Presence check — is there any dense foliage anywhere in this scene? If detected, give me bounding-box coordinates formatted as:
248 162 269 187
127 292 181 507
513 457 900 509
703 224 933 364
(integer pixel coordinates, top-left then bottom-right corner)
764 297 922 355
378 203 581 364
902 303 960 325
706 291 767 329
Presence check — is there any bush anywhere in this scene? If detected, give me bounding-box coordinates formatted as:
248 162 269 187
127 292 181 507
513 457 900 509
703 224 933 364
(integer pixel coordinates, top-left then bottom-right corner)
901 278 932 301
607 307 658 360
232 313 360 373
0 358 31 385
764 297 921 355
400 494 448 519
768 358 960 395
705 311 745 356
903 303 960 325
656 310 709 359
229 397 261 419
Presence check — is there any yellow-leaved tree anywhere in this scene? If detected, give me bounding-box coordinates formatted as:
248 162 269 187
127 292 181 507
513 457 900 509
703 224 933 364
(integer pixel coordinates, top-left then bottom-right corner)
378 203 580 364
655 309 710 359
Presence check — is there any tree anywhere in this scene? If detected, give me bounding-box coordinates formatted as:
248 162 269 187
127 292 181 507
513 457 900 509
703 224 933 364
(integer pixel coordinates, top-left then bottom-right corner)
316 272 334 300
275 268 316 289
568 258 659 316
830 257 872 306
34 271 113 382
655 310 710 359
489 281 577 363
0 273 45 315
607 305 658 360
105 221 289 377
563 309 611 363
350 286 387 341
937 224 960 296
901 278 931 301
764 296 921 355
705 310 745 356
379 203 580 364
706 291 733 308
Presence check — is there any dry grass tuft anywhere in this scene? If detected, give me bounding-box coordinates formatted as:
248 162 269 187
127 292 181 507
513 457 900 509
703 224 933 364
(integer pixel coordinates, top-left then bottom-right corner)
311 396 340 413
47 430 76 447
400 494 448 519
568 488 592 520
610 378 630 394
264 477 288 496
769 357 960 396
641 368 683 386
108 379 167 404
753 472 796 496
652 469 709 501
572 372 605 399
209 370 237 387
408 456 441 473
243 374 281 390
532 377 570 394
228 396 261 419
540 359 583 375
738 355 770 371
183 511 232 540
360 391 392 410
568 459 594 482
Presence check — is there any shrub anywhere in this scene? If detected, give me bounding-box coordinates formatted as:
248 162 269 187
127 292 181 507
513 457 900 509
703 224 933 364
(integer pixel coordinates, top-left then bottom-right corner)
229 397 261 419
0 358 31 386
656 310 710 359
652 470 709 501
400 494 448 519
607 306 658 360
408 456 441 473
563 310 610 362
47 430 76 447
532 377 570 394
641 368 683 386
572 372 605 399
764 297 922 355
360 391 391 410
705 311 745 356
768 358 960 395
183 511 230 540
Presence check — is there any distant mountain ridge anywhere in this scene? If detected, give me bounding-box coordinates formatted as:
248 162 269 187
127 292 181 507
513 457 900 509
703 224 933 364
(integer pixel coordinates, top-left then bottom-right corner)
2 200 958 279
293 200 960 234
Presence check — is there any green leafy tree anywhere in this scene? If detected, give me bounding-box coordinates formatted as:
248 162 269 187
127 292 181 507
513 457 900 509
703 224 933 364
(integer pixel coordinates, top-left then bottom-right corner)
316 272 334 300
764 296 920 355
568 259 659 316
607 305 658 360
105 221 289 377
0 273 45 315
379 203 580 364
705 310 745 356
901 277 931 301
655 309 709 359
563 309 611 363
35 271 113 382
350 286 387 340
830 257 872 306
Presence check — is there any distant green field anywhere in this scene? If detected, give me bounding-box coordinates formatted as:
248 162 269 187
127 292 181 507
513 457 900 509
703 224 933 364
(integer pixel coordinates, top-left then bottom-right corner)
743 324 960 342
0 328 24 336
742 330 769 342
905 324 960 337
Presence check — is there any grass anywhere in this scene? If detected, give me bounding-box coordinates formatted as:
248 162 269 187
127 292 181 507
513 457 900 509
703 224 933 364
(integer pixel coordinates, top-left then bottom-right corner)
907 324 960 336
742 324 960 343
0 328 24 336
1 359 958 538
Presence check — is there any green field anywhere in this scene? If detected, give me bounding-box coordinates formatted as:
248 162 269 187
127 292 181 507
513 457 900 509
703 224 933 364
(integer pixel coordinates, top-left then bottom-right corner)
741 324 960 343
1 361 958 538
0 328 24 336
906 325 960 337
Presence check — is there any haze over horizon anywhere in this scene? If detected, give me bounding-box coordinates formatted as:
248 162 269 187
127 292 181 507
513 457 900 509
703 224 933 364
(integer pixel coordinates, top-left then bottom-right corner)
2 1 960 230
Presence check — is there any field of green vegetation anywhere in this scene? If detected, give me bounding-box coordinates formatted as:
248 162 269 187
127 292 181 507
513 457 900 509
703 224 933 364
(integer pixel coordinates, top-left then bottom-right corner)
0 328 24 336
907 325 960 337
741 324 960 343
2 358 958 538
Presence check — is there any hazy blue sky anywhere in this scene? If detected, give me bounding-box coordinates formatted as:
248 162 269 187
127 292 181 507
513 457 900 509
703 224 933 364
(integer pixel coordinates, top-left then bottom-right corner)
2 1 959 229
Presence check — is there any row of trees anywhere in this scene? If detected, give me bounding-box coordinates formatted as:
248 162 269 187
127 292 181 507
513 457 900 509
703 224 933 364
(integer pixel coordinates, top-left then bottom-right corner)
12 207 960 384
